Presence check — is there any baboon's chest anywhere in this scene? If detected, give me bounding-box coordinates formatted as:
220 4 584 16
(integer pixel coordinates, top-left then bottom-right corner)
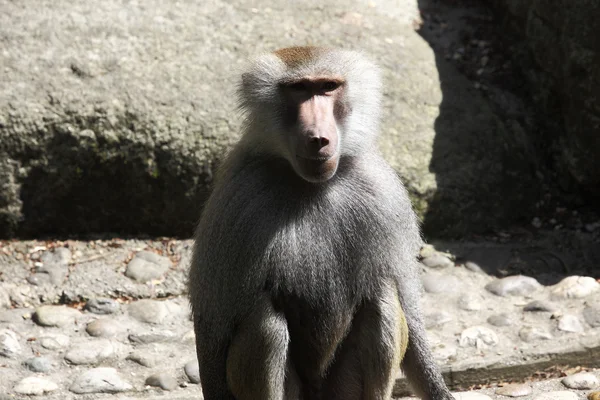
266 220 385 377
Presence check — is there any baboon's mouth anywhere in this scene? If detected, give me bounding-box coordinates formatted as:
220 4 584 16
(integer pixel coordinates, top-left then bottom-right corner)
294 154 340 183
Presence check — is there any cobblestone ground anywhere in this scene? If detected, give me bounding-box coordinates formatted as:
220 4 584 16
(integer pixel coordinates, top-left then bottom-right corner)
0 238 599 399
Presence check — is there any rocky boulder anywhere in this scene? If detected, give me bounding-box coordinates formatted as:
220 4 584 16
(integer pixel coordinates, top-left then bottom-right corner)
0 0 539 238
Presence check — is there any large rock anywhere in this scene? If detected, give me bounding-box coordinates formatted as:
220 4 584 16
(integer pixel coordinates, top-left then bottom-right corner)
0 0 539 238
492 0 600 195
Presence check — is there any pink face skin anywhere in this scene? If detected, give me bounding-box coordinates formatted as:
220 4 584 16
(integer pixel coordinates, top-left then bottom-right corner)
280 76 346 183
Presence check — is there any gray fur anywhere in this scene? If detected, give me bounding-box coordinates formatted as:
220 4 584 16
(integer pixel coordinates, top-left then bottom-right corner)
188 48 453 400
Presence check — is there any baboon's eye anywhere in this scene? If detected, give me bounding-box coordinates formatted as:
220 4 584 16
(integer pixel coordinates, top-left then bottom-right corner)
321 81 340 92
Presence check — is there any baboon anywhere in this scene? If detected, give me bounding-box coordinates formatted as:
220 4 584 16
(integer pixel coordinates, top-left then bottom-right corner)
188 46 454 400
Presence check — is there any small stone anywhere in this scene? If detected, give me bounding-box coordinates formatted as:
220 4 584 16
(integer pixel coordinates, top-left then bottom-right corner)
70 367 133 394
127 351 156 367
37 247 71 284
39 333 70 350
145 372 178 391
589 392 600 400
129 330 176 344
425 312 453 329
496 383 532 397
584 305 600 327
421 253 454 269
464 261 485 273
41 247 72 265
128 299 168 324
487 313 513 327
485 275 542 297
27 273 52 286
64 339 114 365
519 326 552 342
561 372 599 390
34 305 80 327
0 329 21 358
85 298 120 315
422 274 460 294
184 360 200 383
458 293 483 311
459 326 499 348
24 357 52 373
452 392 493 400
419 244 436 259
533 391 578 400
523 300 558 313
0 287 12 309
86 319 122 338
433 344 457 360
558 314 585 333
551 276 600 299
182 330 196 344
125 251 172 283
14 376 58 395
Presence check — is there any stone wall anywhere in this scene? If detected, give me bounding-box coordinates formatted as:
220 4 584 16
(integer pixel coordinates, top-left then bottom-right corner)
492 0 600 194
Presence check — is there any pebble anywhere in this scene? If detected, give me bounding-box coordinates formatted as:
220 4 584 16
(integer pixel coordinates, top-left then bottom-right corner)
24 356 53 373
533 391 578 400
145 371 179 390
129 330 176 344
551 276 600 299
452 392 493 400
85 298 120 315
561 372 599 389
182 330 196 344
41 247 72 265
523 300 558 313
33 305 80 327
0 287 12 309
458 293 483 311
27 273 52 286
70 367 133 394
128 299 168 324
36 247 71 285
589 392 600 400
13 376 58 395
127 351 157 367
422 274 460 294
125 250 172 282
419 244 437 259
0 329 21 358
421 253 454 269
425 311 453 329
558 314 585 333
464 261 485 273
64 339 114 365
86 318 122 338
584 305 600 327
519 326 552 342
487 313 513 327
485 275 542 297
459 326 499 348
184 360 200 383
39 333 70 350
495 383 532 397
434 343 457 360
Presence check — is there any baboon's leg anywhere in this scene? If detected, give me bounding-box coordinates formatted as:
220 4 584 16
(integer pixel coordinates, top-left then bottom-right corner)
324 282 408 400
226 293 291 400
